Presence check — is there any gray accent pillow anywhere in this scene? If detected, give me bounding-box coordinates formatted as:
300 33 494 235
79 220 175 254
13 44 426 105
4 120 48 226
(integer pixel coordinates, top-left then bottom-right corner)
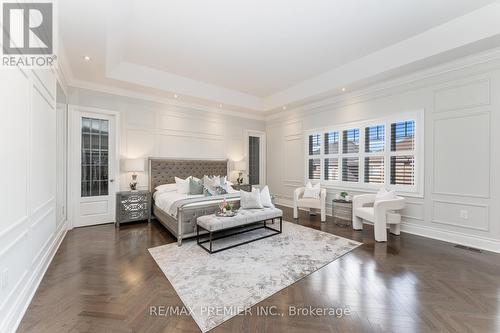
214 185 227 195
189 178 204 195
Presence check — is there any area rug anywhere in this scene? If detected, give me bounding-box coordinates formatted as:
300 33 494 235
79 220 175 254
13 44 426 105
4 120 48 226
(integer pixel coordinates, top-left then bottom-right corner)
148 221 361 332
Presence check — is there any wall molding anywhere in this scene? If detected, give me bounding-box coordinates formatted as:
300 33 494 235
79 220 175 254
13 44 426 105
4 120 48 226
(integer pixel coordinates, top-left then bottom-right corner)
433 78 491 113
274 198 499 253
0 221 68 333
401 221 499 254
431 200 490 232
266 47 500 121
432 110 491 199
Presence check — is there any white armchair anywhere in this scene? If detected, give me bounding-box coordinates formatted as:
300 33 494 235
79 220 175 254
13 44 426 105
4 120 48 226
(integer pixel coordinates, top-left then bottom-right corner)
293 187 327 222
352 194 406 242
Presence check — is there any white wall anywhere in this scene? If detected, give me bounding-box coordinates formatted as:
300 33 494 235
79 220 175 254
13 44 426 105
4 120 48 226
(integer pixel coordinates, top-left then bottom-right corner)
0 67 67 332
267 56 500 253
67 88 266 190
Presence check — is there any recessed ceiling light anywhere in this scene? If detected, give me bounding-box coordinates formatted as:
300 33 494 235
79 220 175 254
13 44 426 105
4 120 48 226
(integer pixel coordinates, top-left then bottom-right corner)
173 94 178 99
341 87 347 92
282 106 287 110
83 56 91 62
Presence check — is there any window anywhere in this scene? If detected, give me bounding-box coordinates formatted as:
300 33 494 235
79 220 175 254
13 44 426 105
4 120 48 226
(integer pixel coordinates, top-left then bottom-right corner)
305 112 421 194
324 158 339 181
342 129 359 153
390 120 415 185
324 131 339 154
309 134 321 155
342 157 359 182
81 117 109 197
365 125 384 153
308 158 321 180
391 121 414 151
364 156 384 183
390 155 414 185
307 134 321 179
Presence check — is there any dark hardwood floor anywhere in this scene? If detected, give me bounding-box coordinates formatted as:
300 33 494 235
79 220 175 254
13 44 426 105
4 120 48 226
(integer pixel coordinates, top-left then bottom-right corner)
18 206 500 333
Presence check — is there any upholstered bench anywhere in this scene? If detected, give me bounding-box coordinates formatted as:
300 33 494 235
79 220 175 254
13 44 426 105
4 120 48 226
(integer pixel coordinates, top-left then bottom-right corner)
197 207 283 253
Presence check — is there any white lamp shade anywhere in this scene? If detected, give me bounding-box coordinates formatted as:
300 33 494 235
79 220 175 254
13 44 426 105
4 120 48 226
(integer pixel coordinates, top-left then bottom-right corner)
234 161 246 171
124 159 144 172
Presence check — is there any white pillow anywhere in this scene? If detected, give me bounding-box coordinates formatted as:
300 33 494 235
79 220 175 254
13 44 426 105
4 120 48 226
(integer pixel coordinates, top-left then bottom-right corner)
240 189 264 209
375 188 396 201
155 183 177 193
203 175 221 189
260 185 273 207
303 182 321 199
175 176 191 194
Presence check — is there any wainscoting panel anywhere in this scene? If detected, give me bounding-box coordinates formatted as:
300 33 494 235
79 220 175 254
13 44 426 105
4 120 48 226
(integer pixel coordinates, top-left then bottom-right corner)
400 201 425 221
158 134 226 159
2 68 29 233
126 129 156 158
267 59 500 253
159 113 224 138
30 86 56 210
434 78 490 113
0 67 67 332
283 136 303 185
283 121 302 137
433 112 490 198
432 200 489 232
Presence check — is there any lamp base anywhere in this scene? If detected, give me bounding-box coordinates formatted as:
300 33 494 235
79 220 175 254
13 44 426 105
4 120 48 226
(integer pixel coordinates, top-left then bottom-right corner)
130 173 138 191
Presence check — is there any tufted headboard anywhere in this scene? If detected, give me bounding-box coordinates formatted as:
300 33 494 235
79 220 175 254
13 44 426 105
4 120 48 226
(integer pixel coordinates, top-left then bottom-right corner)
148 158 228 193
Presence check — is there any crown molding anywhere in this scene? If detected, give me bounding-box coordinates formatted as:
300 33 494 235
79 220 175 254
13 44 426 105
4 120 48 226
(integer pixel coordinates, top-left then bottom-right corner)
265 46 500 121
67 78 266 121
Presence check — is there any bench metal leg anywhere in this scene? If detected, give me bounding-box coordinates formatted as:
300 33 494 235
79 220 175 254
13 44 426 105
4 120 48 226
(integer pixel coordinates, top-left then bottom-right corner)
197 217 283 254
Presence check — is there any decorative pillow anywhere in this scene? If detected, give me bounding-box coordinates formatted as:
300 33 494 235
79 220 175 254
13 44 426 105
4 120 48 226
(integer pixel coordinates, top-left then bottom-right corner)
375 188 396 201
203 175 220 189
260 185 273 207
213 185 228 195
203 186 212 197
189 178 204 195
155 183 176 193
175 176 191 194
240 189 264 209
303 182 321 199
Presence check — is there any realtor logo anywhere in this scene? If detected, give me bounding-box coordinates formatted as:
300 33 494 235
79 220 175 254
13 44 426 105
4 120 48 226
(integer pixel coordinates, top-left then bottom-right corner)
2 1 56 67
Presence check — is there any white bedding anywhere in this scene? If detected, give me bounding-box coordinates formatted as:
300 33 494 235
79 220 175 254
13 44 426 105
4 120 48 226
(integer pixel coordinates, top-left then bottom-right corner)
154 190 239 218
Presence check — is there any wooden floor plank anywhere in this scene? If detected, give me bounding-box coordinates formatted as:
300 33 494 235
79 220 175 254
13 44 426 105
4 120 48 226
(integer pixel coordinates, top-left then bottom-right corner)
17 206 500 333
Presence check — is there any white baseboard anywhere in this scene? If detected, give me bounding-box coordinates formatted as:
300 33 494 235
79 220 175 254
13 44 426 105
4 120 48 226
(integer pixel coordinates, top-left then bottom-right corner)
401 222 500 253
275 198 500 253
0 221 68 333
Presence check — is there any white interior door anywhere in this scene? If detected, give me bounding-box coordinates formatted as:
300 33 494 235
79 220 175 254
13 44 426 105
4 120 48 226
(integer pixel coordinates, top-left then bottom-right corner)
70 108 117 228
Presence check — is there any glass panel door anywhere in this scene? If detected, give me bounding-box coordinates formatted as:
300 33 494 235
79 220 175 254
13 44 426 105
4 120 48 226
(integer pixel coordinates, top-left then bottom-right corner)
81 117 109 197
248 136 260 185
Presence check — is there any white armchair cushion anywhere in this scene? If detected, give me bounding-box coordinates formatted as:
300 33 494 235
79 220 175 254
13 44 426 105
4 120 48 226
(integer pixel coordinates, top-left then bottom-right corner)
303 182 321 199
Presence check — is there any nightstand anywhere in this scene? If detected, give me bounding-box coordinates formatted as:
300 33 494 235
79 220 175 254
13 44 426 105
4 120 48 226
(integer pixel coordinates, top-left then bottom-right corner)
116 190 151 227
332 199 352 226
231 184 252 192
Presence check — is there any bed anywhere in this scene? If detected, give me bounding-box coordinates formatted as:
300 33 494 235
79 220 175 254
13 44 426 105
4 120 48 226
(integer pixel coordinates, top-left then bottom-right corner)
149 158 241 245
